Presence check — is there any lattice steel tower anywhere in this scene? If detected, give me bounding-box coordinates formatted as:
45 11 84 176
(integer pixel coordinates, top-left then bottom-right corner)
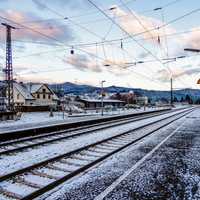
2 23 15 111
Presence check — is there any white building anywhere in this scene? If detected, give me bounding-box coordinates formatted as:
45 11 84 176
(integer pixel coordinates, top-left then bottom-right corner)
13 82 59 106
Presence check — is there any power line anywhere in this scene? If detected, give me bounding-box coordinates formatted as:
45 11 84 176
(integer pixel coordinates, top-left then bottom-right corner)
9 28 200 49
87 0 172 72
87 0 198 89
22 0 135 24
134 7 200 38
1 5 199 50
20 0 181 26
0 14 111 63
31 0 155 76
119 0 161 63
0 1 197 88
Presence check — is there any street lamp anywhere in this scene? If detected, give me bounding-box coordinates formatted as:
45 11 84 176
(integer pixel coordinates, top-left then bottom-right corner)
127 90 134 109
101 80 106 116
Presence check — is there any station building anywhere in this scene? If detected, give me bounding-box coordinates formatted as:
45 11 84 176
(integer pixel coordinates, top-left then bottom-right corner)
78 98 125 109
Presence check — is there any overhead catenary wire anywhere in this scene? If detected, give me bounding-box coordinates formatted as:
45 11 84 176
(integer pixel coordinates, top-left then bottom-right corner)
7 1 198 50
30 0 155 75
3 4 199 50
0 13 160 86
0 0 198 88
119 0 165 72
87 0 172 72
8 27 200 50
87 0 198 89
20 0 182 26
22 0 135 24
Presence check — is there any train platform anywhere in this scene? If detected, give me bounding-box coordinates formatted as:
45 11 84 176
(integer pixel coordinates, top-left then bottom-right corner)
0 107 169 135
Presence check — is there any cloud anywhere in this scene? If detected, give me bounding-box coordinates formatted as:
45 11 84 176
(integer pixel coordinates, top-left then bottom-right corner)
182 64 192 69
104 58 127 68
182 28 200 49
103 58 130 76
14 66 30 73
0 10 73 42
157 67 200 82
110 6 175 43
64 54 102 73
171 28 200 55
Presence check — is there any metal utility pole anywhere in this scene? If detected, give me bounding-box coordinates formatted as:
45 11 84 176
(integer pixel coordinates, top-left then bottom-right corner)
170 77 173 107
2 23 15 111
101 80 106 116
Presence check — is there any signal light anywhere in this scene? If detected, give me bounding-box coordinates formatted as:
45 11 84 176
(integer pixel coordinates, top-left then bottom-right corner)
70 47 74 54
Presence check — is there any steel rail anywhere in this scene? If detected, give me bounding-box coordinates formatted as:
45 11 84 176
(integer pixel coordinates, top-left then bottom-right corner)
0 108 187 156
0 108 194 200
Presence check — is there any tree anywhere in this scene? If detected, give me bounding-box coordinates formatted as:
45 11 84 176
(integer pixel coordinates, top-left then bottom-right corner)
173 96 178 102
185 94 193 104
115 92 122 100
185 94 191 103
148 98 152 104
195 98 200 104
180 97 184 102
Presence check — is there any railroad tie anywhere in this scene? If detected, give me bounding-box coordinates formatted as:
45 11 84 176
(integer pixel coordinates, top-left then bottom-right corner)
0 188 23 200
31 170 59 180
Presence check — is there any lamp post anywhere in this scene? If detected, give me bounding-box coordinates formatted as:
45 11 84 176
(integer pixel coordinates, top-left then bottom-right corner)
170 77 173 107
101 80 106 116
128 90 133 110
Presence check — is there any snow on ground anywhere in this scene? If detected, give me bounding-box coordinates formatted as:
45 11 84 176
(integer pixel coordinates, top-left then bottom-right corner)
37 108 190 200
0 109 186 177
102 110 200 200
0 107 168 133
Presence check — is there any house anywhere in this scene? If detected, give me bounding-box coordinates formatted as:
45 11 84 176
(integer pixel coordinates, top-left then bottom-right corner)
13 82 59 107
0 97 7 111
77 98 125 109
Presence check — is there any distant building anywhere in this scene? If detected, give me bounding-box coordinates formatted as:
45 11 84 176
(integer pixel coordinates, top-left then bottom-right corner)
77 98 125 109
13 82 59 107
0 97 7 111
135 96 148 105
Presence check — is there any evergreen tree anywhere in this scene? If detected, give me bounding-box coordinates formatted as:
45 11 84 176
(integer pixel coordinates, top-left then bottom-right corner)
185 94 191 103
180 97 184 102
173 96 178 102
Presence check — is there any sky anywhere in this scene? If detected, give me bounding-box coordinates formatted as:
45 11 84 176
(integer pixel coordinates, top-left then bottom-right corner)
0 0 200 91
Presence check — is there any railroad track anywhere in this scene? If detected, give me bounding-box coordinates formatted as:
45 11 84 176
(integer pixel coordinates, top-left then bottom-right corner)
0 108 191 156
0 108 194 200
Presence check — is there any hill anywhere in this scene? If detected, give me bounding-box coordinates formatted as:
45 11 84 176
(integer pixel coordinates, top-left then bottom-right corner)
50 82 200 101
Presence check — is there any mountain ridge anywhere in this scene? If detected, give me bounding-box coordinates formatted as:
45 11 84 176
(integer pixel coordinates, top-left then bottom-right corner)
50 82 200 101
